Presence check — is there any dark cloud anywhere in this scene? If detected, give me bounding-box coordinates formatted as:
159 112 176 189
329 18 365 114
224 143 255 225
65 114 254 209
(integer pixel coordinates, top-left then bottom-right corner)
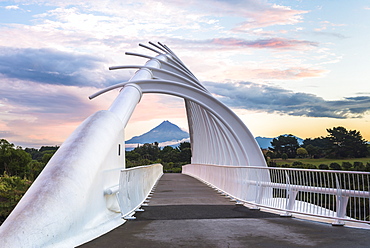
0 131 18 139
204 81 370 119
211 38 318 49
0 82 94 123
164 37 317 51
0 47 119 87
313 31 349 39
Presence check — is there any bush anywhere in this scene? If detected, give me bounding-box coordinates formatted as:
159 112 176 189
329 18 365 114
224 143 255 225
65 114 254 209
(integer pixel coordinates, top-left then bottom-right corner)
292 161 303 166
342 162 352 170
353 161 365 171
303 164 317 169
268 160 277 167
329 162 341 170
319 164 329 170
366 162 370 172
0 173 32 224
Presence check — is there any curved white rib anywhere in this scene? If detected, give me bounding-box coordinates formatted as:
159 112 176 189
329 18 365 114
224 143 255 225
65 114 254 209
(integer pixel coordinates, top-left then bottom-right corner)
0 41 268 247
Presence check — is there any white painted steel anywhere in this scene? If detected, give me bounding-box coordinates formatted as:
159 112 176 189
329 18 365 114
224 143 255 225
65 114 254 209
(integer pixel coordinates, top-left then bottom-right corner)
0 45 165 247
0 41 269 246
103 42 266 167
183 164 370 226
90 78 265 166
0 110 127 247
117 164 163 218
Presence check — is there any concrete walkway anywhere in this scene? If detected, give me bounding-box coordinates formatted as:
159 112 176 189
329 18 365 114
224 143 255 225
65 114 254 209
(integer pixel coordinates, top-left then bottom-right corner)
79 174 370 248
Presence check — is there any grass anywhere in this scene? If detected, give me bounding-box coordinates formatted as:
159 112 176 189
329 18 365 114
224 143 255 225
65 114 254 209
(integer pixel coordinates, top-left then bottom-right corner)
273 157 370 166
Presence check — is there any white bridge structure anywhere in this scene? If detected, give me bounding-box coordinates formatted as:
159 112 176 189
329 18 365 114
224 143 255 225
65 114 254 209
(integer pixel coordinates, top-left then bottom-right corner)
0 42 369 247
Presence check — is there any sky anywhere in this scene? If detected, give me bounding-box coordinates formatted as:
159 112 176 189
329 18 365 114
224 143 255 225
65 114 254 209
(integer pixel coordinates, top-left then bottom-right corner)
0 0 369 148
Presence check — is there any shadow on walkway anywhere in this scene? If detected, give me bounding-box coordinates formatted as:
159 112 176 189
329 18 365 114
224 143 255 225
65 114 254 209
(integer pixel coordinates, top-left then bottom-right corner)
79 174 370 248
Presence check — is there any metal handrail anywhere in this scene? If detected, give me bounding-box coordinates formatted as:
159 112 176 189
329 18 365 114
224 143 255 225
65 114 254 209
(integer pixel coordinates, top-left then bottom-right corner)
183 164 370 226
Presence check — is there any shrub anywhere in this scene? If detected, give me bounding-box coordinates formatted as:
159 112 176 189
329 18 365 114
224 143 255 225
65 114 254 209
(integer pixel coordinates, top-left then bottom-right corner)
342 162 352 170
353 161 365 171
365 162 370 172
303 164 317 169
268 160 277 167
329 162 341 170
319 164 329 170
292 161 303 166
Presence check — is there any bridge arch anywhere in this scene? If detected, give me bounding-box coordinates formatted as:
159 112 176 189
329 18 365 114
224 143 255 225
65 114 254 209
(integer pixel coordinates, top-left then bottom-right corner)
91 79 266 166
0 42 267 247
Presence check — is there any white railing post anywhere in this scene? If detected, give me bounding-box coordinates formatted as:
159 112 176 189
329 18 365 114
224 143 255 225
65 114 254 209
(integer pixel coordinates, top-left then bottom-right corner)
333 195 349 226
281 171 298 217
183 164 370 227
333 174 349 226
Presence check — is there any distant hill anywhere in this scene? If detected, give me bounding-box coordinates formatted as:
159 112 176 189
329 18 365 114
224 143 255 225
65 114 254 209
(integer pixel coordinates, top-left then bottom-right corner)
126 121 303 150
126 121 189 150
255 135 304 149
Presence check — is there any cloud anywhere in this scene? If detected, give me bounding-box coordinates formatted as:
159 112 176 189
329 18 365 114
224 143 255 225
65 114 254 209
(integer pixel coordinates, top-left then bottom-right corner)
0 79 112 147
210 37 317 50
0 47 119 87
0 79 94 122
0 131 19 139
313 31 348 39
205 81 370 119
4 5 20 10
232 3 308 31
164 37 318 52
252 67 326 80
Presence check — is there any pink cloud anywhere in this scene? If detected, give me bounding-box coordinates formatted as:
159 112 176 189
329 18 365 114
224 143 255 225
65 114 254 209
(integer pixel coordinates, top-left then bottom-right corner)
210 37 317 50
253 67 327 80
193 64 328 83
0 79 116 147
129 94 186 122
233 4 308 31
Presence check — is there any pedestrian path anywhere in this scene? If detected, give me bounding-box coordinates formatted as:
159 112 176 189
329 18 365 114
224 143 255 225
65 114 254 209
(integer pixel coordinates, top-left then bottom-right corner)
79 173 370 248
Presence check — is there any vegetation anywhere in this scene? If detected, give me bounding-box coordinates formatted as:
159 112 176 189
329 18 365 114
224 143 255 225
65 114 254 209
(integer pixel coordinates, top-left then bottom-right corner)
0 139 58 224
125 142 191 173
266 126 369 169
269 134 300 158
0 125 368 224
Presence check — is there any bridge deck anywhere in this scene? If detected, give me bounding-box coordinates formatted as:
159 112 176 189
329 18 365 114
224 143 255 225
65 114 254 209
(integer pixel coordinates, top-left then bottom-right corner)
79 174 370 248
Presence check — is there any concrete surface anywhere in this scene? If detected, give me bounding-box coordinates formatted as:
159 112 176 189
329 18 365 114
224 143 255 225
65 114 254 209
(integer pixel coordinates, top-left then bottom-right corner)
79 173 370 248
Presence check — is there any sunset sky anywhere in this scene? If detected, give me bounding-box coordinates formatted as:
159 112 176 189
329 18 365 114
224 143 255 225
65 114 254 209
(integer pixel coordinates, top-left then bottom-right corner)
0 0 369 148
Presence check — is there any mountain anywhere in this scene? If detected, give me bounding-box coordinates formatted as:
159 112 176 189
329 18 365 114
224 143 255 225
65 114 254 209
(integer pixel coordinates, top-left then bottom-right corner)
126 120 304 150
255 137 274 150
126 121 189 148
255 135 304 149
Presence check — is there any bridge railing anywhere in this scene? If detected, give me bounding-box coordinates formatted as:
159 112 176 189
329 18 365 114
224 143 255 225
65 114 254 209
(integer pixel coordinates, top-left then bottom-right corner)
116 164 163 219
183 164 370 226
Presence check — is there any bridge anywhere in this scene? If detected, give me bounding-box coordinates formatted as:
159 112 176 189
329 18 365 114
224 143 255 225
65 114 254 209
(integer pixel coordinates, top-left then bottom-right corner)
79 174 370 248
0 42 369 247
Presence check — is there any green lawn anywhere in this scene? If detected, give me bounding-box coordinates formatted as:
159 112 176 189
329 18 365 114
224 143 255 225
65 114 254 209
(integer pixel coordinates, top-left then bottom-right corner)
273 157 370 166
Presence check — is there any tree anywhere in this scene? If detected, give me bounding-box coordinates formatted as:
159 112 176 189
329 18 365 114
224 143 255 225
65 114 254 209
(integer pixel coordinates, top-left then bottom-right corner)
177 142 191 163
132 143 160 161
265 151 276 159
281 153 288 160
303 138 331 158
26 160 45 181
159 146 179 163
269 135 300 158
296 148 308 158
0 140 32 178
326 126 368 158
